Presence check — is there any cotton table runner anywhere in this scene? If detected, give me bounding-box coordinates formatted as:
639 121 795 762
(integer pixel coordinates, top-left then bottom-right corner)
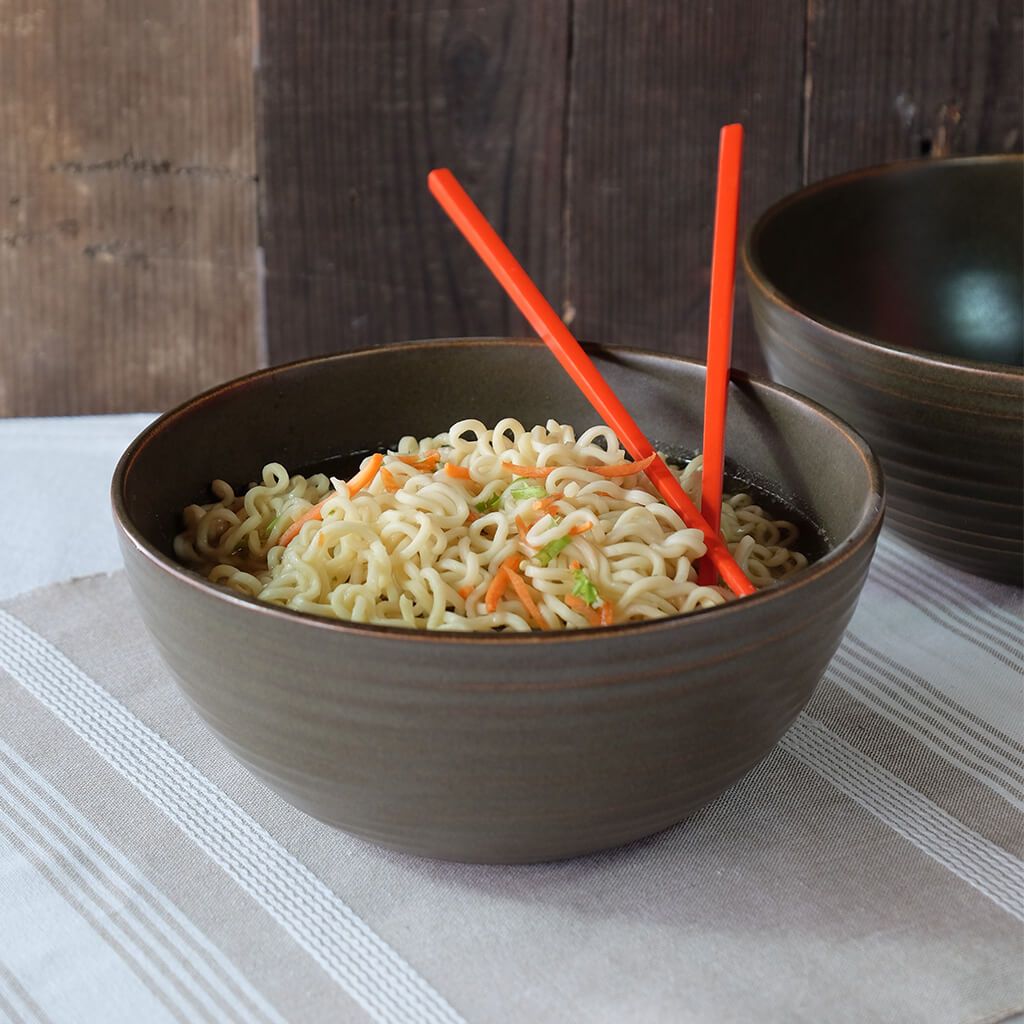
0 415 1021 1023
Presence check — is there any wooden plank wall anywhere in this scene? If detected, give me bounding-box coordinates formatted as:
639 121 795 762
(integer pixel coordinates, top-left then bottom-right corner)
2 1 1020 414
564 1 805 368
258 0 1022 377
258 1 569 360
0 0 259 416
805 0 1023 180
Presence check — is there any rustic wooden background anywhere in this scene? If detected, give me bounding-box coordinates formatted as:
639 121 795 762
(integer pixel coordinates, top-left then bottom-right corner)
2 0 1021 415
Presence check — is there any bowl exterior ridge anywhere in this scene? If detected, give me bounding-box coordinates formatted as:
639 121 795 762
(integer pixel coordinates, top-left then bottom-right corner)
748 296 1022 581
119 518 876 862
113 339 884 862
743 154 1024 376
744 156 1024 584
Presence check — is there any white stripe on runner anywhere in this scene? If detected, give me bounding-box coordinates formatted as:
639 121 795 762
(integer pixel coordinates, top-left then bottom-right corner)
782 716 1024 921
877 535 1024 632
0 610 465 1024
879 552 1024 649
826 655 1024 808
0 793 246 1024
869 564 1023 674
0 962 51 1024
0 801 193 1023
844 634 1024 762
871 553 1024 665
0 831 180 1024
0 742 287 1024
0 785 224 1023
824 664 1024 812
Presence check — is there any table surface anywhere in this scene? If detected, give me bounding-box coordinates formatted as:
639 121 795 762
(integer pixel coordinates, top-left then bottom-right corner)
1 414 1022 1024
3 415 158 601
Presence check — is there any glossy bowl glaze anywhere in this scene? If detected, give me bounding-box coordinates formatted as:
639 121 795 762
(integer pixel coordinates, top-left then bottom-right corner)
744 155 1023 583
112 339 883 863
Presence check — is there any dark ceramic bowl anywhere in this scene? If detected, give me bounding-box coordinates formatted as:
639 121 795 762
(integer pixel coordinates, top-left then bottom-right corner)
744 155 1023 583
112 339 882 863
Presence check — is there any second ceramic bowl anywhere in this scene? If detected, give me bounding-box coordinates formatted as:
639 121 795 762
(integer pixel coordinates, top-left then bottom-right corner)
745 155 1023 583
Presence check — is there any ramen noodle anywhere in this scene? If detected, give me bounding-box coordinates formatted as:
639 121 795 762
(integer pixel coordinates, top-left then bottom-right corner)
174 419 808 632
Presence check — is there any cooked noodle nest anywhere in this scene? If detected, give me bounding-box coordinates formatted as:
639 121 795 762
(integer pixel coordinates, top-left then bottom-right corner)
174 419 808 632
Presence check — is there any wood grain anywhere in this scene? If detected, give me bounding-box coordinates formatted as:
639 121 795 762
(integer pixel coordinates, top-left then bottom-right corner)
258 0 570 363
804 0 1024 182
3 1 1020 414
563 1 806 373
0 0 259 415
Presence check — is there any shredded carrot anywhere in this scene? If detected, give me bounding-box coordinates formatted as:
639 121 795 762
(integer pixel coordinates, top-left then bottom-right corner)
515 514 531 540
458 584 474 599
444 463 472 479
570 560 582 570
589 453 657 478
595 491 614 498
397 449 438 464
407 457 440 472
566 594 601 626
397 450 440 471
278 453 384 546
533 492 564 514
505 567 548 630
600 601 614 626
484 555 521 613
380 466 401 492
568 521 594 536
501 462 554 478
484 573 508 613
278 496 332 546
347 452 385 494
503 554 524 573
465 510 479 524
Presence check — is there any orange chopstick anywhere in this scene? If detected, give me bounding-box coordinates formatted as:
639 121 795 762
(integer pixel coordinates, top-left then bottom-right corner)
698 124 744 587
427 168 755 598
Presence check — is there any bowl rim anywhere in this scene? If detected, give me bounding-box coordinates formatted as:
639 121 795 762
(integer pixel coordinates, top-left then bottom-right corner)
742 153 1024 380
111 338 885 645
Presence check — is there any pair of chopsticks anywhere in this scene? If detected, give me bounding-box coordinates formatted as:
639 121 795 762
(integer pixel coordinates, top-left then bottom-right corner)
428 124 750 598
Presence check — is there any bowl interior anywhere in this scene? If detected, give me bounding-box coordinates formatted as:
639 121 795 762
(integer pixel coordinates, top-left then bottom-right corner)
119 340 879 612
748 157 1024 367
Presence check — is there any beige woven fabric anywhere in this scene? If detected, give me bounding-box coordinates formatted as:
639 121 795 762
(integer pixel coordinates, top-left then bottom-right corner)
1 530 1021 1023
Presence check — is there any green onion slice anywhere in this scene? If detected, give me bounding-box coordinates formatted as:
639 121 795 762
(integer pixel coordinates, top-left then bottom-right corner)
571 568 600 606
536 535 573 567
507 478 547 502
474 490 505 514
